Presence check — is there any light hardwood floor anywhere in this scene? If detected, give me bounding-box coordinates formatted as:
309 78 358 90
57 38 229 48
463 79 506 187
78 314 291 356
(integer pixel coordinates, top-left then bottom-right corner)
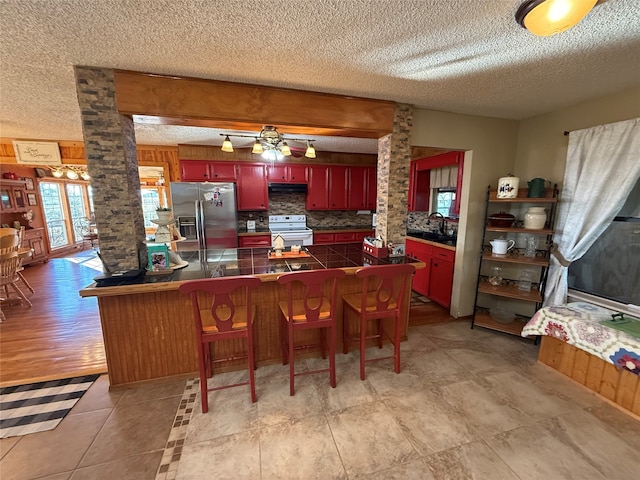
0 250 107 387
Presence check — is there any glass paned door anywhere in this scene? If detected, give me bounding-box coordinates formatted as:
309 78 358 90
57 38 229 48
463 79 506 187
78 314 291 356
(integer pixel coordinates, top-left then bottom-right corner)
40 182 69 248
67 184 88 242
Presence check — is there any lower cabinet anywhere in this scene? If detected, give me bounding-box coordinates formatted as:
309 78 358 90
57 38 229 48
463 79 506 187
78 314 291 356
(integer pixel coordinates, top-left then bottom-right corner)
238 235 271 247
22 227 47 265
429 246 455 308
314 230 374 245
405 238 454 307
405 239 431 297
313 232 335 244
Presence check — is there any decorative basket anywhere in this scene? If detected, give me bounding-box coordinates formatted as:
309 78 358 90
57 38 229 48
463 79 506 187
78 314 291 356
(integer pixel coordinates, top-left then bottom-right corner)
362 242 388 258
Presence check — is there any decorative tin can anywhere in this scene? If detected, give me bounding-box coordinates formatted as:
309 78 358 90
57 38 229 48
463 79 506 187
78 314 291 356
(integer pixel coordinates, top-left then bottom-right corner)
497 175 519 198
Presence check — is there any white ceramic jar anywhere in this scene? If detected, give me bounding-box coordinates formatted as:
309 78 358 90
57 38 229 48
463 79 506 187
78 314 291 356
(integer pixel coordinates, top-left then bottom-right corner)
524 207 546 229
497 175 520 199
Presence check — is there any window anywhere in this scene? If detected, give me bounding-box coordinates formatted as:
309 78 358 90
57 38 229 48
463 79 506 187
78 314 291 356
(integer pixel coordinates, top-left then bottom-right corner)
434 188 456 217
141 186 167 229
568 178 640 308
39 180 92 249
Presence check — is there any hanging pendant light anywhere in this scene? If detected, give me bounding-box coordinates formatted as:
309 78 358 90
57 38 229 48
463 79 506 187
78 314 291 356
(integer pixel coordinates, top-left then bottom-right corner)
221 135 234 153
304 141 316 159
515 0 597 36
251 139 263 154
280 141 292 157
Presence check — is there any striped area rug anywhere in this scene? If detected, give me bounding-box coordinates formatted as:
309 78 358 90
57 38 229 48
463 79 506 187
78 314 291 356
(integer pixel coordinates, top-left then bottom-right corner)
0 374 100 438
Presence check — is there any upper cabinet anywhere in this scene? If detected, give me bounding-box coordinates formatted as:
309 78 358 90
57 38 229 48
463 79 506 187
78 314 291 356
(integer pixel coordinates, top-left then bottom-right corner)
306 165 330 209
329 166 348 209
180 160 237 182
0 179 28 213
408 151 464 214
307 165 376 211
236 163 268 211
267 164 307 183
348 166 377 210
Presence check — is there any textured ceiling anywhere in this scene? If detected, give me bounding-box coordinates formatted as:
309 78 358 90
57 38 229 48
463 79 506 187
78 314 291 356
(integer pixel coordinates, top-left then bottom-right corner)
1 0 639 154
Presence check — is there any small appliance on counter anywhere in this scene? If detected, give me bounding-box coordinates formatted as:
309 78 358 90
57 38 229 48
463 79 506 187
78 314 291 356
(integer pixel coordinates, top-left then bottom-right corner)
246 220 256 231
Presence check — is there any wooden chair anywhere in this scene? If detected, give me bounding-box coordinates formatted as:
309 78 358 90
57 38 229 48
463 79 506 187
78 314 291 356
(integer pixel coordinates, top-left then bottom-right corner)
0 228 33 300
342 264 415 380
178 275 261 413
0 250 33 308
277 268 346 396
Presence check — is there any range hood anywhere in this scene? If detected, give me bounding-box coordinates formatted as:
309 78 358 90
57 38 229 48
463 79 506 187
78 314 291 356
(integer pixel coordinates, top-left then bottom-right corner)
268 183 308 193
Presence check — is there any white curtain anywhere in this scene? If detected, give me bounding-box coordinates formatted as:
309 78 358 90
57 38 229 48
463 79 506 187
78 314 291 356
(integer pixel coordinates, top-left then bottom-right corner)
430 166 458 189
545 118 640 306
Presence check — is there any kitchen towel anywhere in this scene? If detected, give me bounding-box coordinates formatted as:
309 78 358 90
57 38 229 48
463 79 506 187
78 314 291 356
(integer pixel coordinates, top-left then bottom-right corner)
0 374 100 438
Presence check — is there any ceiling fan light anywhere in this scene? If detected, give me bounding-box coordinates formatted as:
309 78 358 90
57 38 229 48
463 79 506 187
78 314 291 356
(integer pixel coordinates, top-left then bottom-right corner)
252 139 263 154
280 141 292 156
305 142 316 159
221 135 234 153
516 0 597 36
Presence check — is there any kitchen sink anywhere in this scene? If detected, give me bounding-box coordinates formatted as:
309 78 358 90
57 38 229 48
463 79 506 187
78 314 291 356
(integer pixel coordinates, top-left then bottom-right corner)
407 230 457 246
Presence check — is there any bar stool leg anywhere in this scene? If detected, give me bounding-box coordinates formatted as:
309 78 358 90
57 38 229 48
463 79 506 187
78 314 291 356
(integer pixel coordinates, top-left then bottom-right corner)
329 323 336 388
360 317 367 380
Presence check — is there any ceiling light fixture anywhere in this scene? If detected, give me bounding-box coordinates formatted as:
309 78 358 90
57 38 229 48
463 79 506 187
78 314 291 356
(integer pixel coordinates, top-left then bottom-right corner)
515 0 597 36
219 126 317 160
47 165 90 181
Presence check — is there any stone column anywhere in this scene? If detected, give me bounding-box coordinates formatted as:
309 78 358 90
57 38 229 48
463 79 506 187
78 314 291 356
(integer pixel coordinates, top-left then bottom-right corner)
75 66 146 272
376 104 412 247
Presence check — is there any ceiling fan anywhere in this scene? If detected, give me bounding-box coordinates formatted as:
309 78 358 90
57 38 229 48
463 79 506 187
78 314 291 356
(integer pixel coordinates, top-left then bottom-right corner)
219 125 316 160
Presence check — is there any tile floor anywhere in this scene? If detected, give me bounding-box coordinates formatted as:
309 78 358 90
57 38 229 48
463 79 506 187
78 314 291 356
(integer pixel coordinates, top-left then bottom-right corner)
2 321 639 479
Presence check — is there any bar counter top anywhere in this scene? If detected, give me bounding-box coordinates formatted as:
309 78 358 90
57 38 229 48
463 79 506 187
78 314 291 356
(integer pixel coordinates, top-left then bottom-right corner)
81 242 424 386
80 243 422 298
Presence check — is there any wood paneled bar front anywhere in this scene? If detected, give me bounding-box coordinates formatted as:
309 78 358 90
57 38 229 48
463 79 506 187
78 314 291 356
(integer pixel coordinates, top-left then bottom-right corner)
80 244 424 387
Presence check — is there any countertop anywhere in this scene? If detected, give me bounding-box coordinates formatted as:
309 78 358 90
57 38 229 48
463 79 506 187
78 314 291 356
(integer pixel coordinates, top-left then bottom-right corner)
237 226 374 235
406 230 457 249
80 243 423 297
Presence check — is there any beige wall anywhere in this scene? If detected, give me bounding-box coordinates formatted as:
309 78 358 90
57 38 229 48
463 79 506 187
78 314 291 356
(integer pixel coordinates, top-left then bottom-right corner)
412 85 640 318
411 110 519 317
514 85 640 186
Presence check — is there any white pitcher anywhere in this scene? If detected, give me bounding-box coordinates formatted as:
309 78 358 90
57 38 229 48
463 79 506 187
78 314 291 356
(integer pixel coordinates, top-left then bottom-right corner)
490 238 515 255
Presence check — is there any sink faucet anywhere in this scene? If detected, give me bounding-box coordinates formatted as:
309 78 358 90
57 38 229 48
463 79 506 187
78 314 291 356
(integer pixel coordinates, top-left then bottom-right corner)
427 212 446 234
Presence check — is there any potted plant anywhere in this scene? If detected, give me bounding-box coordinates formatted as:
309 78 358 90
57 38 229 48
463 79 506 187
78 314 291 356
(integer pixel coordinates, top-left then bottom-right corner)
155 206 173 224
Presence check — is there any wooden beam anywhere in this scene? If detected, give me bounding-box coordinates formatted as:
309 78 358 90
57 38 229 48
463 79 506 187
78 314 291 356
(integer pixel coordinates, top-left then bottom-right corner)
114 70 395 139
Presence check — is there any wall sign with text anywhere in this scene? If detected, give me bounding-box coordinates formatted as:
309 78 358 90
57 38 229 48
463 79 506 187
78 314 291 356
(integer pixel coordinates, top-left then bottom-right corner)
12 141 62 165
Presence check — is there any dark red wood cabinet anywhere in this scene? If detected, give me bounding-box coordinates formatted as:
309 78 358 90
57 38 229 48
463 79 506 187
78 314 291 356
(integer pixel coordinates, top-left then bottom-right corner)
405 239 432 297
306 165 330 210
180 160 210 181
408 151 463 214
236 163 268 210
268 164 307 183
428 245 455 308
329 166 348 209
238 235 271 247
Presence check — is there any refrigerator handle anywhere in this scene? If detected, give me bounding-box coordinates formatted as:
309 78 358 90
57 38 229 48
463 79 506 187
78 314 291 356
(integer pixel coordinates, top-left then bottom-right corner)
198 199 206 250
194 200 203 250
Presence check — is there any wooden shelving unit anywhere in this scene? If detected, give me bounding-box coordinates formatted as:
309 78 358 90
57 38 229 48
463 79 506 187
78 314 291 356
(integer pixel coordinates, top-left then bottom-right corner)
472 185 559 336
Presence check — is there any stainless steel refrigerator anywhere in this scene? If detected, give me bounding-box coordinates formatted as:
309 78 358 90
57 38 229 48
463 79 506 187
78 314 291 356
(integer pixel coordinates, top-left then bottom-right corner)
170 182 238 250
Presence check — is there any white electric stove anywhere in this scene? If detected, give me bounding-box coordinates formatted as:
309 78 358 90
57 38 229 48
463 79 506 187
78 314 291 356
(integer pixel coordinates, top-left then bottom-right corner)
268 215 313 246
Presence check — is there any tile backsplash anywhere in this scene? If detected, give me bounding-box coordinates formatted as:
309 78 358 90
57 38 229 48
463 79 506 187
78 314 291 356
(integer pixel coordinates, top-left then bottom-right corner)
237 192 374 229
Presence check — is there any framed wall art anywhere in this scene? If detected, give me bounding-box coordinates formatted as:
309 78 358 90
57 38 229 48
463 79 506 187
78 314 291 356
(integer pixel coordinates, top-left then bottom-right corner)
24 177 35 190
27 193 37 206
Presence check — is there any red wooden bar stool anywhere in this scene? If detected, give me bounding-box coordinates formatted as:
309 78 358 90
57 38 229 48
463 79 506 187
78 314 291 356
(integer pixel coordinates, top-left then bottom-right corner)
179 275 261 413
342 264 416 380
277 268 346 396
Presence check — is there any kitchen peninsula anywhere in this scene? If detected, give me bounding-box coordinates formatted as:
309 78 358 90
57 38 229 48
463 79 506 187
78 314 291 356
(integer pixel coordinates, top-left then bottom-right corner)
80 243 424 387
